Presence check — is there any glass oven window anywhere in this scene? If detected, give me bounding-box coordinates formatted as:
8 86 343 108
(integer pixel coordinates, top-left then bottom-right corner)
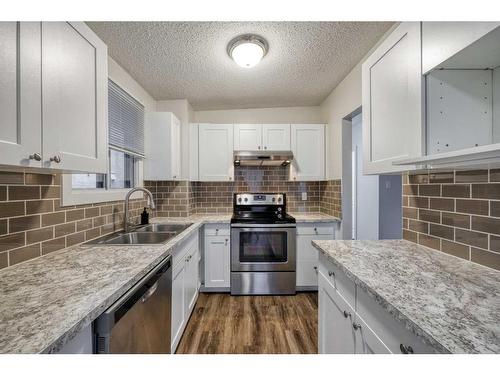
239 231 288 262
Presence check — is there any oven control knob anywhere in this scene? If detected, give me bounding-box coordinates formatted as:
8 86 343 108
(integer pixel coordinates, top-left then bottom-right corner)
272 197 276 202
278 197 282 202
277 207 282 212
238 197 242 203
277 214 282 219
244 197 248 202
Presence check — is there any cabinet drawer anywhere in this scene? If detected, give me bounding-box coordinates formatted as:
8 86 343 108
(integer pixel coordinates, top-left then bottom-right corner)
296 223 334 236
319 253 355 310
204 224 230 236
172 231 199 266
356 285 436 354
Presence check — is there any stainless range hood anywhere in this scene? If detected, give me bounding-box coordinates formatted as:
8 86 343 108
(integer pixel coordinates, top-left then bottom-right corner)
234 151 293 167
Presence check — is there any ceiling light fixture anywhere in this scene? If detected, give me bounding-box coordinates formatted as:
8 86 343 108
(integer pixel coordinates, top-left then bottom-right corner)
227 34 268 68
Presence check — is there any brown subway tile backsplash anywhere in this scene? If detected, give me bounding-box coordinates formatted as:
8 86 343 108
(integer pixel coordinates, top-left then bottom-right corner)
402 169 500 270
0 170 147 269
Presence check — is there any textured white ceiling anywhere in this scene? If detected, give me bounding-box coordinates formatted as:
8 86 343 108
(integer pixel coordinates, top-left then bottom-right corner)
87 22 393 110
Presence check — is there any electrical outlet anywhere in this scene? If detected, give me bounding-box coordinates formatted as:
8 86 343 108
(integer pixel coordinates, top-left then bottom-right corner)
301 192 307 201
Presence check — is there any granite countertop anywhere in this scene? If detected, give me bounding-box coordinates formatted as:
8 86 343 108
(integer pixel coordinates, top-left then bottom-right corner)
0 215 229 354
312 239 500 354
290 212 341 223
0 212 338 354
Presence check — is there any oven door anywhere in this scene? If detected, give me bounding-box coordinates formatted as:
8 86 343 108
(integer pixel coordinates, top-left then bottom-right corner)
231 224 296 272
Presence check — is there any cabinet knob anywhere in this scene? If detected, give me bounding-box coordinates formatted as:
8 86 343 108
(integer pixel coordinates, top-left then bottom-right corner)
400 344 414 354
29 153 42 161
313 266 318 274
229 177 232 181
264 146 267 150
50 155 61 163
258 146 261 150
343 310 351 319
352 323 361 330
328 270 335 277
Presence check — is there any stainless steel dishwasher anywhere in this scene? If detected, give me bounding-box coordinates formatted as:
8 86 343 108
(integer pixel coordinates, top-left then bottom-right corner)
95 255 172 353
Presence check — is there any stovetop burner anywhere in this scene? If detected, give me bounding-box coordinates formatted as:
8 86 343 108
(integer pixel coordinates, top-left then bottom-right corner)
230 193 296 225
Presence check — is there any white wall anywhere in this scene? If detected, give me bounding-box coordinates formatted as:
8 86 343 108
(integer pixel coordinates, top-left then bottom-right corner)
194 106 322 124
108 57 156 112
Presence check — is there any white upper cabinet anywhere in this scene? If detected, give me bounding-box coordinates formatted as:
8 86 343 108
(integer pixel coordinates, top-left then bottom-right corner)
234 124 262 151
422 22 500 74
234 123 291 151
290 124 325 181
145 112 182 180
362 22 424 174
0 22 42 168
262 124 290 151
198 123 234 181
41 22 108 173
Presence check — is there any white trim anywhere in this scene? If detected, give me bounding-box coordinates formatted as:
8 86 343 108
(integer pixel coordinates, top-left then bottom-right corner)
61 160 144 207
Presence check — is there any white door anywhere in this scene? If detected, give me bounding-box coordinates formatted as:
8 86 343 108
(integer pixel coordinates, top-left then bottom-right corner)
296 233 333 288
204 236 230 288
199 124 234 181
234 124 262 151
171 261 186 352
354 316 391 354
41 22 108 173
171 116 181 179
362 22 424 175
184 247 200 314
290 124 325 181
0 22 42 168
262 124 290 151
318 271 356 354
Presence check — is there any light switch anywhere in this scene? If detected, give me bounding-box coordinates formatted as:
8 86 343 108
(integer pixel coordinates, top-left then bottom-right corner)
301 192 307 201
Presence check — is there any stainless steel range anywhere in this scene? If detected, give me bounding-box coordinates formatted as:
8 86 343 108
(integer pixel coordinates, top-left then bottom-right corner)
230 193 296 295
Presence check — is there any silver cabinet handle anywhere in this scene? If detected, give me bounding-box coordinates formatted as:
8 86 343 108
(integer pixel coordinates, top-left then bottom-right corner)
352 323 361 330
258 146 261 149
343 310 351 318
400 344 414 354
29 153 42 161
264 146 267 150
140 281 159 303
328 270 335 277
229 176 232 180
313 266 318 274
50 155 61 163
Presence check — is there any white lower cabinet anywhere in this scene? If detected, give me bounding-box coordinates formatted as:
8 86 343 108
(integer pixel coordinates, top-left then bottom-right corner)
318 270 356 354
318 254 435 354
296 223 335 289
204 224 231 290
171 231 200 353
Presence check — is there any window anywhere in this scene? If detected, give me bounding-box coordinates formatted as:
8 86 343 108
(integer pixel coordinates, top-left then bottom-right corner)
62 80 145 206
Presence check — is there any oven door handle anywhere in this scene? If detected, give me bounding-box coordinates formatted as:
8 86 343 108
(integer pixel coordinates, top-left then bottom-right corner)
230 223 296 228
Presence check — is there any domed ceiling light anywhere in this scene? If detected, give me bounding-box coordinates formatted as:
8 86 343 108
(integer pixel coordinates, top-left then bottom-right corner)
227 34 268 68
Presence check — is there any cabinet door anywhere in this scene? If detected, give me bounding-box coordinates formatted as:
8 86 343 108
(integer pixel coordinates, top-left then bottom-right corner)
422 22 500 74
354 315 391 354
290 124 325 181
262 124 290 151
171 261 186 352
204 236 230 288
189 123 199 181
318 271 356 354
171 116 181 179
199 124 234 181
296 232 333 288
0 22 42 168
41 22 108 173
234 124 262 151
362 22 424 174
184 246 200 314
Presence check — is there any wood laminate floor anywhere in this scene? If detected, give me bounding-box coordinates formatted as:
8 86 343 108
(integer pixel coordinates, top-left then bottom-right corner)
176 292 318 354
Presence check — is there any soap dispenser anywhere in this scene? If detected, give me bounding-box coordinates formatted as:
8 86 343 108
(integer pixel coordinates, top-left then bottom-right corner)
140 207 149 225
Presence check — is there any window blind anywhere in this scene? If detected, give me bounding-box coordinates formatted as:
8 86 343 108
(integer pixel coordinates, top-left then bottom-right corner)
108 79 145 156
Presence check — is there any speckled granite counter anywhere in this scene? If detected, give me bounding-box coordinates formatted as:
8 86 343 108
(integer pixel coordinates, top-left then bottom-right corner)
0 212 337 354
290 212 341 223
0 214 229 354
311 239 500 354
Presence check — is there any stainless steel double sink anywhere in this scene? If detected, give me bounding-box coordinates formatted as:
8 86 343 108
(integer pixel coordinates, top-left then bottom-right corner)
85 223 193 246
